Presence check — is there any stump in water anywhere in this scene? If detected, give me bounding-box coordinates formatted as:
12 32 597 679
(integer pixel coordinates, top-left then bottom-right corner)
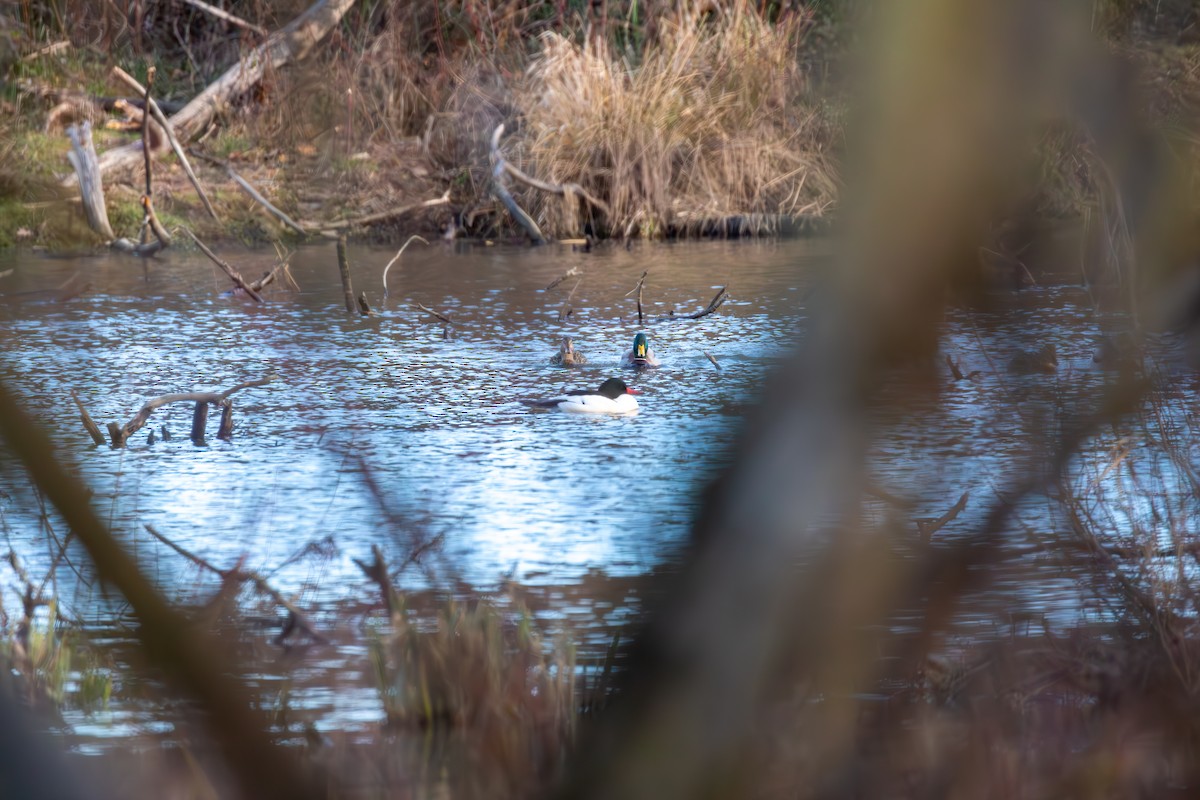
217 401 234 440
190 401 209 444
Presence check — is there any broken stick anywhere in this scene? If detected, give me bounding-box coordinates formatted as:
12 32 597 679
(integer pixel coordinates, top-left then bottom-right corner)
108 375 275 447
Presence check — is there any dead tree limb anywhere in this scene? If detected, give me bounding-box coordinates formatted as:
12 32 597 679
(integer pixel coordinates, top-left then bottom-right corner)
65 122 115 239
306 192 450 235
228 167 308 235
112 66 219 222
248 258 296 293
62 0 360 187
108 375 275 447
916 491 970 541
489 124 546 244
184 229 265 302
180 0 269 35
500 151 610 216
544 266 579 292
412 300 452 324
660 286 728 321
70 389 106 446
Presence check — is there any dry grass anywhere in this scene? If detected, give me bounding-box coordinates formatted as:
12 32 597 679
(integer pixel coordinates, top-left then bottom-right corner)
515 3 838 238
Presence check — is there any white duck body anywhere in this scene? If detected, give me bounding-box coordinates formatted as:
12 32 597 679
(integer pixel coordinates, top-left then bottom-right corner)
526 378 640 415
558 393 639 415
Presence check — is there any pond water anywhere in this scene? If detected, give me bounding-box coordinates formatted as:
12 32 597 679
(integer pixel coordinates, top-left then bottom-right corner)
0 237 1192 746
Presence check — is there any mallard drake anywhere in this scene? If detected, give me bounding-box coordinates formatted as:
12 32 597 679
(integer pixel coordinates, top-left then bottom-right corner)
1007 343 1058 374
550 336 587 366
523 378 640 415
621 332 660 368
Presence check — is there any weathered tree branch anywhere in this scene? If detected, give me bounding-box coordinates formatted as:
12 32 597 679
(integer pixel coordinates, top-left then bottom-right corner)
489 124 546 244
183 229 265 302
108 376 275 446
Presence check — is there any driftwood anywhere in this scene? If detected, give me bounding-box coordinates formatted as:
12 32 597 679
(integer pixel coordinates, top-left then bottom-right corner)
61 0 360 187
70 389 106 446
189 402 209 443
489 124 546 244
704 351 721 371
336 237 356 314
143 524 326 644
105 376 275 447
357 292 374 316
381 235 428 298
112 67 219 222
65 122 115 239
304 192 450 236
184 229 265 302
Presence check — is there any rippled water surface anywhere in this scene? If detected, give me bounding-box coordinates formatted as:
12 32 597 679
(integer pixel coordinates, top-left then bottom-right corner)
2 238 1194 744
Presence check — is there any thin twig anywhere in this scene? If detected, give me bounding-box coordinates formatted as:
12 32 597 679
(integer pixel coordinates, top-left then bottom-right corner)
382 235 428 297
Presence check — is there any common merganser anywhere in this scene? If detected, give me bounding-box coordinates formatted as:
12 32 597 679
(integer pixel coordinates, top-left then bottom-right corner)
1007 343 1057 374
549 336 587 366
523 378 640 415
621 332 660 368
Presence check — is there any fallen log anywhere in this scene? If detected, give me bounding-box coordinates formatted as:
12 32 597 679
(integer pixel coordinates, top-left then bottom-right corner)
61 0 360 187
107 375 275 447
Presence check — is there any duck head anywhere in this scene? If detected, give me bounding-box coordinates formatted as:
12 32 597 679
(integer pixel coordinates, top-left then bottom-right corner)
632 332 650 360
597 378 638 399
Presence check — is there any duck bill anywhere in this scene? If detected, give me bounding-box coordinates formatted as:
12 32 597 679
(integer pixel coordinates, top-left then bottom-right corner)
625 387 641 395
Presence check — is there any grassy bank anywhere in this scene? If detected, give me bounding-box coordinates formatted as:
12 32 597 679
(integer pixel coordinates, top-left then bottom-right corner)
2 1 1200 252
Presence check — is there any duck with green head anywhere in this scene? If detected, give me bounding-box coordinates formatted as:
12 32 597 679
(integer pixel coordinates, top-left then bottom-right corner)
621 332 660 368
